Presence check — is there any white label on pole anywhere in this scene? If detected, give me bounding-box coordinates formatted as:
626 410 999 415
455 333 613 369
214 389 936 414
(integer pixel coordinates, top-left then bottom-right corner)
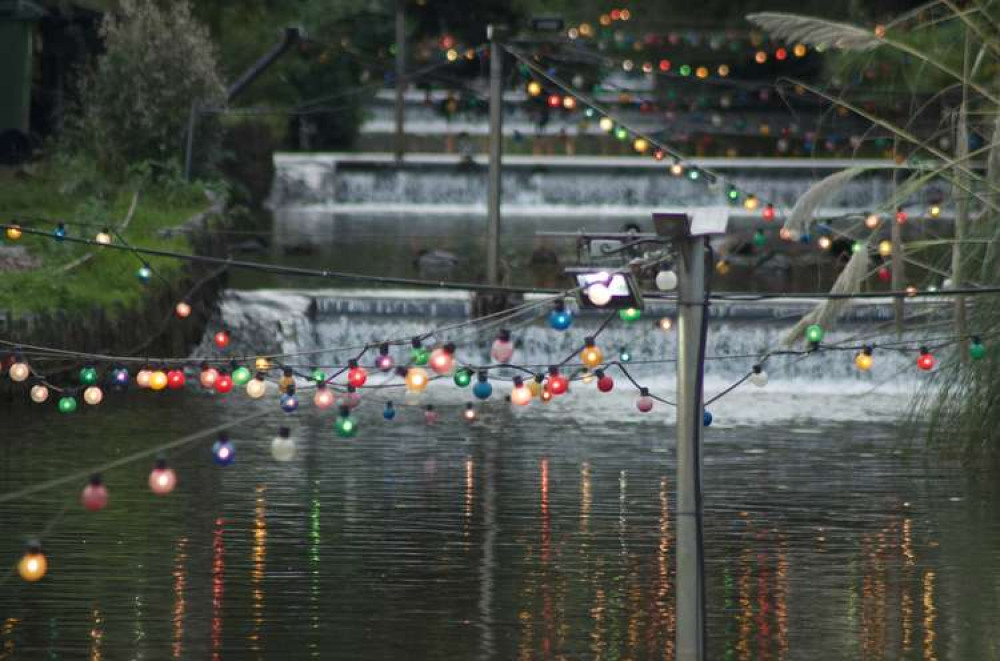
688 206 730 235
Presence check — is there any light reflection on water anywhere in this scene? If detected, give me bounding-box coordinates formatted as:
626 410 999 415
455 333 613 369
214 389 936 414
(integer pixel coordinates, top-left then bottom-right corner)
2 388 999 659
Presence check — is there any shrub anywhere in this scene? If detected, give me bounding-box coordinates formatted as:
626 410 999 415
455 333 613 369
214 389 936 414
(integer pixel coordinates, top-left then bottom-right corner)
77 0 226 175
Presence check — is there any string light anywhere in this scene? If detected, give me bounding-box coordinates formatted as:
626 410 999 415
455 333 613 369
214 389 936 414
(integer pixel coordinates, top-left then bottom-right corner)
255 357 271 372
636 387 654 412
750 364 768 387
763 204 776 222
865 213 880 229
429 343 457 375
79 366 98 385
246 373 267 398
150 370 168 391
855 345 873 371
463 402 477 422
58 395 77 414
917 347 936 371
411 338 429 366
149 458 177 495
818 236 832 251
231 366 252 386
743 195 759 211
198 364 218 388
896 208 908 224
511 376 532 406
376 343 394 371
212 434 235 466
527 373 543 398
587 280 613 307
595 368 614 392
214 372 233 394
658 317 674 332
580 337 604 368
619 347 632 363
490 330 514 363
6 224 23 240
424 405 439 425
970 336 986 360
548 300 573 330
136 265 152 284
9 358 30 382
175 301 192 319
929 204 941 218
618 307 641 323
404 366 429 393
527 80 542 96
280 387 299 412
18 542 47 582
383 400 396 420
30 384 49 403
793 43 807 57
473 370 493 399
703 410 714 427
81 474 109 511
547 366 569 396
95 228 112 245
271 426 295 462
279 367 294 393
213 330 230 350
313 382 335 409
343 385 361 409
599 116 614 132
753 230 766 248
805 324 825 344
163 368 184 390
334 406 357 438
347 359 368 387
83 385 104 405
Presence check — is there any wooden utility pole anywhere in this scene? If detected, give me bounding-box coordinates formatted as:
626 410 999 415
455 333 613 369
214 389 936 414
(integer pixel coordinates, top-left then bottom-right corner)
394 0 406 162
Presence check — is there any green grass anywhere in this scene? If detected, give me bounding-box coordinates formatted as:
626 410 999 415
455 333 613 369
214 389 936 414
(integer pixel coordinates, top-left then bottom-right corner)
0 164 213 317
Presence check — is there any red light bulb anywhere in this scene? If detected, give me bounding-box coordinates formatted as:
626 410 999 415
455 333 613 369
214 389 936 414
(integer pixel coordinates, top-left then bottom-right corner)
596 369 614 393
213 330 230 349
762 204 776 222
547 367 569 396
895 208 908 224
917 348 935 371
167 369 185 389
347 360 368 387
214 373 233 393
429 343 456 375
81 474 109 511
877 267 891 283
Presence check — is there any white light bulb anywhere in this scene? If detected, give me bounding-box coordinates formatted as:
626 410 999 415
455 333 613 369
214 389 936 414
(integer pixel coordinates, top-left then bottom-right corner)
655 270 678 291
587 283 612 306
271 430 296 462
750 370 768 388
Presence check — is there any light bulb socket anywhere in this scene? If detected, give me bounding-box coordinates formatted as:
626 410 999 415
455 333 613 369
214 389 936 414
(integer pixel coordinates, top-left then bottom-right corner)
465 402 475 411
338 405 351 417
920 346 930 355
154 457 169 470
548 365 559 376
379 343 390 356
553 299 565 312
444 342 456 355
254 372 265 381
411 337 423 349
594 368 605 378
584 337 595 347
534 373 544 383
316 380 327 390
477 370 488 382
752 364 762 374
425 404 434 411
25 539 41 554
286 384 296 395
278 426 290 439
972 335 982 344
347 385 356 393
218 431 230 443
496 329 511 342
863 345 873 356
348 359 359 368
282 367 294 377
639 387 650 396
89 473 103 486
513 376 524 387
384 400 394 409
395 366 408 377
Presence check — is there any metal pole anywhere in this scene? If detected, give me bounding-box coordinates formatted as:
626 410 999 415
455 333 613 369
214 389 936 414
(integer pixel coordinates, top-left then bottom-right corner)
675 232 707 660
183 101 199 181
952 33 971 361
394 1 406 162
486 25 503 286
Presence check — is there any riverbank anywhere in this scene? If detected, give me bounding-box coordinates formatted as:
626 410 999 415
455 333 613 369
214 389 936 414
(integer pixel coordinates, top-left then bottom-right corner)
0 163 229 366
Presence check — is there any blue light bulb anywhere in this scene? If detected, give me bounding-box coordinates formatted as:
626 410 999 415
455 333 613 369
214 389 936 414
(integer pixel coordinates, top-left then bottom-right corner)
212 437 235 466
136 265 152 283
472 377 493 400
703 410 713 427
54 224 67 241
280 393 299 413
548 308 573 331
112 367 130 386
383 401 396 420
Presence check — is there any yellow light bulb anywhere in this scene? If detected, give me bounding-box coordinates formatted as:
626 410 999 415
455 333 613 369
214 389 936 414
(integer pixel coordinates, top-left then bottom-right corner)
929 205 941 218
405 367 429 393
715 260 730 275
527 379 542 397
580 344 603 369
855 352 873 371
633 138 648 153
527 81 542 97
18 549 47 582
599 117 614 132
6 225 22 240
793 43 807 57
149 370 168 391
255 357 271 372
878 240 892 257
743 195 759 211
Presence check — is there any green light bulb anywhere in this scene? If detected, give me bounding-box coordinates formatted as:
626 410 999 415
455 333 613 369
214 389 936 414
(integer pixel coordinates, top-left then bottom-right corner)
232 366 252 386
805 324 824 344
79 367 98 385
454 368 472 387
727 188 740 201
58 396 78 414
753 230 767 248
679 64 692 76
311 368 327 383
411 347 429 366
335 414 357 438
618 307 641 323
615 127 629 141
970 339 986 360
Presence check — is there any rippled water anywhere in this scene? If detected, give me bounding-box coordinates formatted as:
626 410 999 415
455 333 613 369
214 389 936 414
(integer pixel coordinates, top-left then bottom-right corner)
3 372 1000 659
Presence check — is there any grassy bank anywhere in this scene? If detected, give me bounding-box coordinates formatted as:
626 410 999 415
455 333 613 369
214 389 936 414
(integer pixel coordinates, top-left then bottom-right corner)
0 163 217 317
